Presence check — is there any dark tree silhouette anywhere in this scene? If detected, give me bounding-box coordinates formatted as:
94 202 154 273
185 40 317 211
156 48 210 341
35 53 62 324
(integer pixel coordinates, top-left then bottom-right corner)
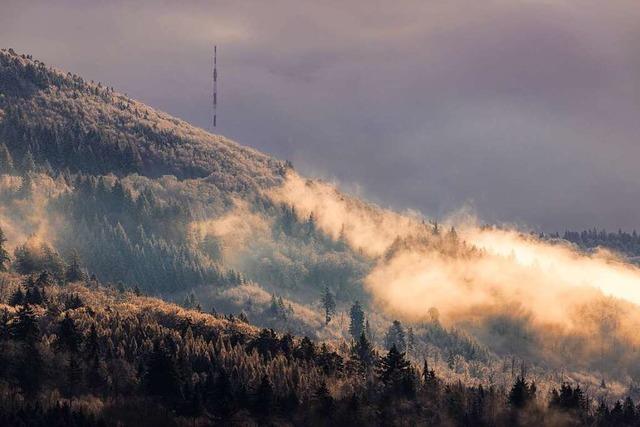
65 250 86 282
0 226 10 271
321 286 336 324
349 301 365 341
384 319 406 351
509 376 536 409
144 342 183 403
58 312 82 352
12 303 39 342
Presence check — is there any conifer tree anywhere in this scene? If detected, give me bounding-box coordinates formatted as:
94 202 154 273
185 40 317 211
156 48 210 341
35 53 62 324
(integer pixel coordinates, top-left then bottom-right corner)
294 336 316 361
407 327 415 356
384 320 406 351
0 143 14 174
25 285 44 305
422 359 439 395
365 317 374 342
18 173 32 198
16 341 43 397
144 342 182 403
22 150 36 174
349 301 365 341
9 287 24 306
65 250 86 282
0 226 10 272
12 303 39 342
84 323 100 361
65 355 83 397
314 381 334 415
0 308 10 341
207 367 233 418
349 332 375 374
320 286 336 325
376 345 414 396
508 376 536 409
253 375 273 418
58 312 82 352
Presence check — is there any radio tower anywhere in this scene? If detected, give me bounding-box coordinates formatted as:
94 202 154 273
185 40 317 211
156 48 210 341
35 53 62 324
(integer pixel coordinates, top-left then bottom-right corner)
212 45 218 129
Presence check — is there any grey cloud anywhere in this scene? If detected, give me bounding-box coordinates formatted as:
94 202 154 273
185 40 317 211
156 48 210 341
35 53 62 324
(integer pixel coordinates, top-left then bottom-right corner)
2 0 640 230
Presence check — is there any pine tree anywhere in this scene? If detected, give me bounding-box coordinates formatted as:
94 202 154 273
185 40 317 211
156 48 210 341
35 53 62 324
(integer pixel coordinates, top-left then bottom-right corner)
65 250 86 282
376 345 414 396
9 287 24 306
313 381 334 415
58 312 82 352
0 308 10 341
16 341 43 397
294 336 316 361
12 303 39 342
622 396 636 424
407 327 415 356
18 173 32 198
317 343 344 375
25 286 44 305
0 227 10 272
508 376 536 409
447 351 456 370
349 332 375 374
206 367 233 418
144 342 183 403
384 320 406 351
84 323 100 361
278 297 288 321
422 359 439 395
320 286 336 325
349 301 365 341
253 375 273 418
22 150 36 174
65 355 83 397
0 143 14 174
35 270 54 288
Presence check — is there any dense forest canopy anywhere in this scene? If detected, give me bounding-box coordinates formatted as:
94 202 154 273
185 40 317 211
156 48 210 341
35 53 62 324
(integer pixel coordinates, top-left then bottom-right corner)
0 268 638 426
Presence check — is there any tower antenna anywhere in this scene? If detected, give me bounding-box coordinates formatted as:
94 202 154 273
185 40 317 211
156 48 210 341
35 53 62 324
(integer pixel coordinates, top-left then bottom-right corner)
213 45 218 129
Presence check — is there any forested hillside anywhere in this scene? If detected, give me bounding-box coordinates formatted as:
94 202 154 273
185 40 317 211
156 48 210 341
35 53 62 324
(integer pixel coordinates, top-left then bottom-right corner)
547 229 640 260
0 267 637 427
0 47 371 333
6 48 640 426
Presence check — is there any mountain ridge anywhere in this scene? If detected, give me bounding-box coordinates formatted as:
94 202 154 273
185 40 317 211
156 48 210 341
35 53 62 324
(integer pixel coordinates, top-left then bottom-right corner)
0 48 286 189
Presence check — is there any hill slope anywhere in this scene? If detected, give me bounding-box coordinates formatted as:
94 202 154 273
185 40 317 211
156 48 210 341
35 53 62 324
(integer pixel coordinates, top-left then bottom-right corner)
0 48 285 187
6 48 640 413
0 48 371 336
2 270 636 427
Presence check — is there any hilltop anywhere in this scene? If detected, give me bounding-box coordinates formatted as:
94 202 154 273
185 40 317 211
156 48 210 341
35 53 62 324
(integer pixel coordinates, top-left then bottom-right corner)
0 48 285 186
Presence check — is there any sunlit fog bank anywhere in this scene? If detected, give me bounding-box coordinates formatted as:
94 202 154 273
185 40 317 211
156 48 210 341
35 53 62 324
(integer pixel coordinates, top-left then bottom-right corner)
268 172 640 372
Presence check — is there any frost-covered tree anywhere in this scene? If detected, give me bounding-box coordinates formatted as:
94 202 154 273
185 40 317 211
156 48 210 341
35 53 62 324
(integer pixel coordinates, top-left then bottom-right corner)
0 227 10 272
320 286 336 324
384 320 406 351
0 143 14 174
349 301 365 341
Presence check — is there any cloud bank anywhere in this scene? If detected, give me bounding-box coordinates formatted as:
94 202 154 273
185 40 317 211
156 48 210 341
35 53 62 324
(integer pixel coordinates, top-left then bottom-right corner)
270 173 640 375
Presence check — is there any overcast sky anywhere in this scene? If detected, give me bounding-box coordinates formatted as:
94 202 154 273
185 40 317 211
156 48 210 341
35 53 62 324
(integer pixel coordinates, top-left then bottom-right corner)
2 0 640 231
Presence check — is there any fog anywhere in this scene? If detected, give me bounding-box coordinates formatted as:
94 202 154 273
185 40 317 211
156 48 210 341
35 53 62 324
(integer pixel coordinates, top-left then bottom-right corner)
270 172 640 375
